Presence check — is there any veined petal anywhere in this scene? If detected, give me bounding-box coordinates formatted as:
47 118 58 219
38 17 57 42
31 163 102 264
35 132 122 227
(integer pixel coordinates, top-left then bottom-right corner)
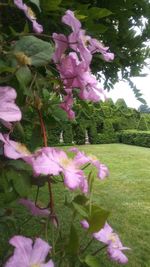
5 235 32 267
62 10 81 32
30 238 52 264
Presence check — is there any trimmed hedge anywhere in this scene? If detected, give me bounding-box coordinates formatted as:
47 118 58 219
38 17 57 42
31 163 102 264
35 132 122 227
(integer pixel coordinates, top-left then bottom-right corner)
63 124 73 144
96 133 119 144
137 116 148 131
119 130 150 147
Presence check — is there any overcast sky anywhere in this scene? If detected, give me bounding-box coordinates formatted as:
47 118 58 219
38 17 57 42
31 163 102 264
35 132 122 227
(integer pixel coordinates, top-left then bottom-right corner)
107 73 150 110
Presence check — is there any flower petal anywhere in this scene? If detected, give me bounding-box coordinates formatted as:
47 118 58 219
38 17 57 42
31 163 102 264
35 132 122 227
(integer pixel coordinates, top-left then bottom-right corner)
30 238 52 264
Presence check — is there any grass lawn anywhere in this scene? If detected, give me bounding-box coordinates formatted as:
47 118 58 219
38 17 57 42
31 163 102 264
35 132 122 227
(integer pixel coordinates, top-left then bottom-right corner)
2 144 150 267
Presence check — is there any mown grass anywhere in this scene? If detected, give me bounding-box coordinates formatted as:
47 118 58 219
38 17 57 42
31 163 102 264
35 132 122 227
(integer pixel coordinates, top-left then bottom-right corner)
2 144 150 267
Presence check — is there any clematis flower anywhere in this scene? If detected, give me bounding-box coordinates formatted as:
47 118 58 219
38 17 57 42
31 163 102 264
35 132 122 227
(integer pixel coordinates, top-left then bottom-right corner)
62 10 81 33
61 10 114 63
88 38 114 62
52 33 68 63
93 222 130 264
19 198 50 217
13 0 43 33
0 133 31 159
69 147 109 180
4 235 54 267
24 147 88 193
60 92 75 119
0 86 21 127
58 52 106 103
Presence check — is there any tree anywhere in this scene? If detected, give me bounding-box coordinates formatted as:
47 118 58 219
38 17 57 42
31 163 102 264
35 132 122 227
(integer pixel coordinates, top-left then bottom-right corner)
138 104 150 113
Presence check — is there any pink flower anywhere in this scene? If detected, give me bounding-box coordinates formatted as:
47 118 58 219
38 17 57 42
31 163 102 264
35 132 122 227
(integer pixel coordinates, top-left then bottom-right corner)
4 235 54 267
0 134 31 159
88 38 114 62
61 10 114 64
93 222 129 264
52 33 68 63
80 220 89 229
60 92 75 120
25 147 88 193
19 198 50 217
0 86 21 127
62 10 81 33
70 147 109 180
58 52 106 103
13 0 43 33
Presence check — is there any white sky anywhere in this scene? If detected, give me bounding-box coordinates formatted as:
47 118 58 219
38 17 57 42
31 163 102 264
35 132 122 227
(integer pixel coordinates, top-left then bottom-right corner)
107 74 150 110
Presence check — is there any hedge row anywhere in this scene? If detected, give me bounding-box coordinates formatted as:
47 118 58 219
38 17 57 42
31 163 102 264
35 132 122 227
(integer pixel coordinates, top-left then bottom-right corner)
119 130 150 147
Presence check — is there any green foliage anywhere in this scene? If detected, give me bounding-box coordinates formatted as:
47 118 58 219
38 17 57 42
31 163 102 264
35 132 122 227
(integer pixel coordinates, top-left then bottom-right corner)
87 123 98 144
137 116 149 131
13 36 54 67
119 130 150 147
63 123 73 144
84 255 100 267
73 123 85 145
47 126 61 145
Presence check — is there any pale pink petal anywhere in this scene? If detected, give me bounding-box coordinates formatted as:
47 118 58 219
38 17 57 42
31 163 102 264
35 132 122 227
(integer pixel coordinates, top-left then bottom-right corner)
62 10 81 32
93 222 113 244
30 238 52 264
32 20 43 33
0 86 22 123
108 246 128 264
19 198 50 217
41 260 55 267
5 236 32 267
80 220 89 229
52 33 68 62
0 134 30 159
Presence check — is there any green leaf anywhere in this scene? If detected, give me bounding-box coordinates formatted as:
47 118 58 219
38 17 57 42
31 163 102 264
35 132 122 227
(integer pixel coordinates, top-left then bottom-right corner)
72 202 88 218
16 66 32 92
6 169 31 197
30 124 43 151
67 224 79 254
88 205 109 234
29 0 41 11
52 106 68 122
84 255 100 267
88 7 112 19
7 160 32 172
73 194 88 205
40 0 62 11
14 36 54 66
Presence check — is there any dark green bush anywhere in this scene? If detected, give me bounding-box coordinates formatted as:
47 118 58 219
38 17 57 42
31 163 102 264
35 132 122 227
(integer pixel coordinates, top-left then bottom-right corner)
96 133 119 144
119 130 150 147
87 122 98 144
73 123 85 145
137 116 148 131
63 124 73 144
48 127 61 145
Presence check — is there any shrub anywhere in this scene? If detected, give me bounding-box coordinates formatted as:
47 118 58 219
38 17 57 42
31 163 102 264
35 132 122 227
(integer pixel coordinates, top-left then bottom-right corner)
119 130 150 147
87 122 98 144
48 127 61 145
63 123 73 144
73 123 85 145
137 116 148 131
96 133 119 144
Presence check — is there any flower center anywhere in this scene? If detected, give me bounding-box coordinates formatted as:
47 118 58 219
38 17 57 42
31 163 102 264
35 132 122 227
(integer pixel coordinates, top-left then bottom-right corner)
27 7 36 19
60 157 72 168
89 154 98 161
31 264 40 267
109 233 117 243
16 143 31 156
